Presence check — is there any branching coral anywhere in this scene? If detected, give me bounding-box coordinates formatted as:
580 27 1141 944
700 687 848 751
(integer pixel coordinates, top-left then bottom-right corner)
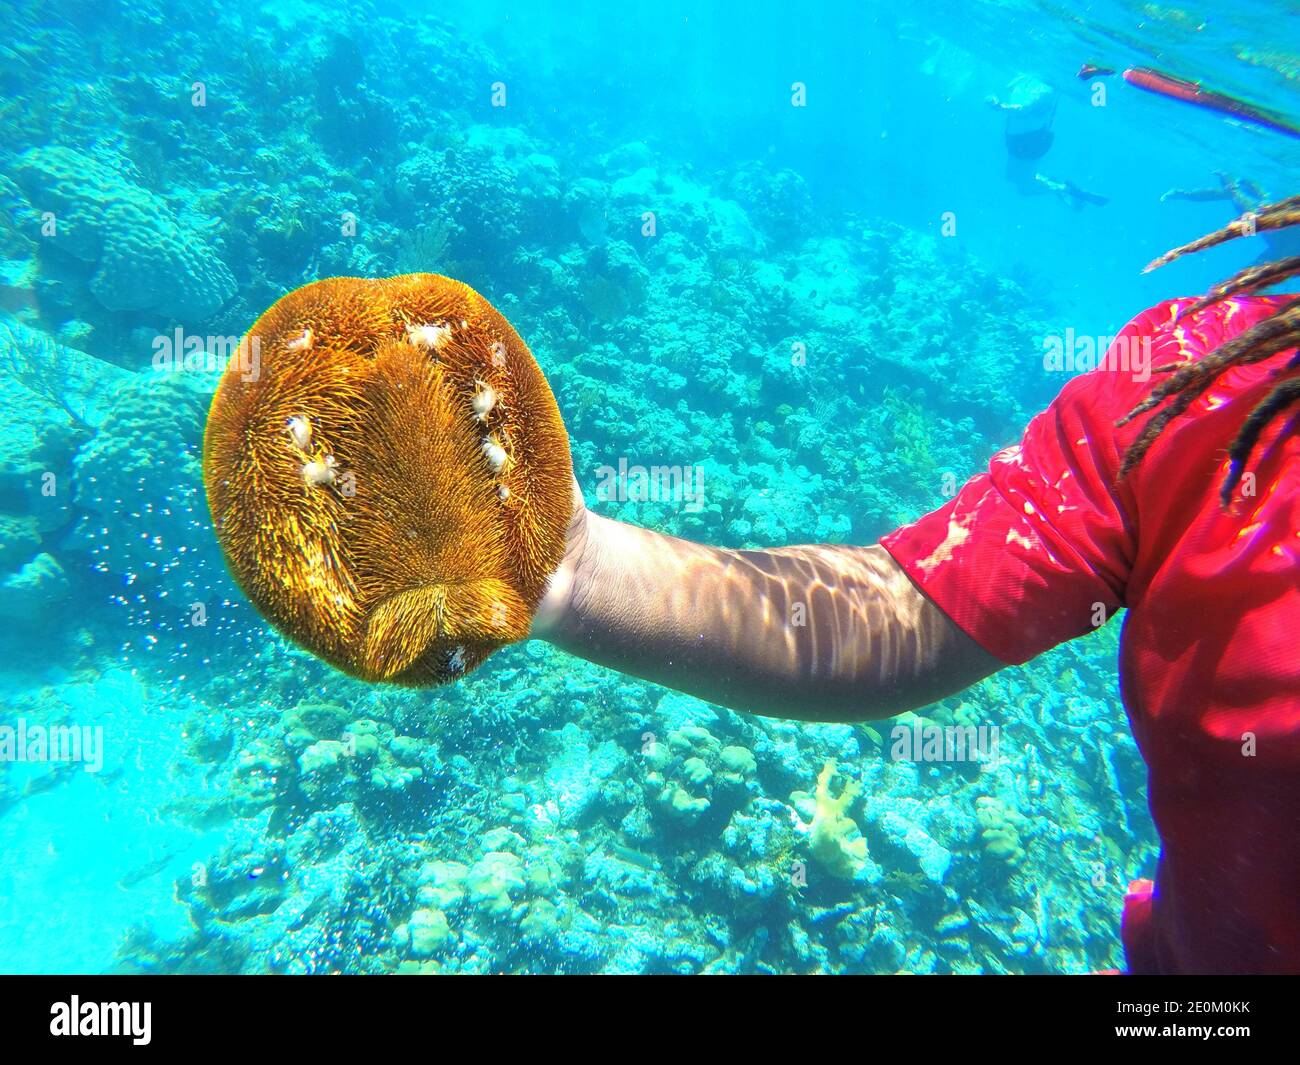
0 320 92 431
882 386 937 476
394 218 455 275
806 760 869 880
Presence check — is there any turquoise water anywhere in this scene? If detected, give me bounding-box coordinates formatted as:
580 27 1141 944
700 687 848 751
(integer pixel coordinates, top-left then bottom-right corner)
0 0 1296 974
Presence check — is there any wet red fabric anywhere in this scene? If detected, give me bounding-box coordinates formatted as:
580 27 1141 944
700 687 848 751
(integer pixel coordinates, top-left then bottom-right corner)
880 294 1300 974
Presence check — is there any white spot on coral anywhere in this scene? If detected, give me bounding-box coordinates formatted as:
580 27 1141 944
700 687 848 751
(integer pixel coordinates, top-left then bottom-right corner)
446 645 466 673
482 435 507 472
406 321 453 352
287 328 313 351
472 381 497 421
497 484 510 500
286 415 312 450
302 455 337 486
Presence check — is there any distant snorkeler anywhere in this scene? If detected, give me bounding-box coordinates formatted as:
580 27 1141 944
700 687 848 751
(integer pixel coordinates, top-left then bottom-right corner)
986 73 1109 209
1076 63 1115 80
1162 171 1300 262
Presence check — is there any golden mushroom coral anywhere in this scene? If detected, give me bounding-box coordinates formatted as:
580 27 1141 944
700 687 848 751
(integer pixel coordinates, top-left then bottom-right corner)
202 274 573 686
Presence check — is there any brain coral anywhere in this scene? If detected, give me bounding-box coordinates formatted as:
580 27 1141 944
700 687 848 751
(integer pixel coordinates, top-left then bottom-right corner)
203 274 573 686
13 146 235 320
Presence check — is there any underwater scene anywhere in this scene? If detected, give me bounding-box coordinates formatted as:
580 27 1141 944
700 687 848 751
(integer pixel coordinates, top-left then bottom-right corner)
1 0 1298 978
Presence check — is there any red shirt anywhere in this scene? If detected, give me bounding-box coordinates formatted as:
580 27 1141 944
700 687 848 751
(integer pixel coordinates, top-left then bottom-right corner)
880 295 1300 974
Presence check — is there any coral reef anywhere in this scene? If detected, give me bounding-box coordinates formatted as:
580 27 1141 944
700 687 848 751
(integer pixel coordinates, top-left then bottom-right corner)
13 146 235 321
0 4 1161 977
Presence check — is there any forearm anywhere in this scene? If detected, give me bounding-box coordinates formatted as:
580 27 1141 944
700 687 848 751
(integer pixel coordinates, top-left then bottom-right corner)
534 511 1000 722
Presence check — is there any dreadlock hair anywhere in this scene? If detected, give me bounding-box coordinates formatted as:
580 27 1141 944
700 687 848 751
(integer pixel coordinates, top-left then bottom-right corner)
1116 193 1300 506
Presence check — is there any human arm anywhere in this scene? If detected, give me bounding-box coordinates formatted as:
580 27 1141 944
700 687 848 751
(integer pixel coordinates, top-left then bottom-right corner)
532 305 1163 723
533 490 1003 723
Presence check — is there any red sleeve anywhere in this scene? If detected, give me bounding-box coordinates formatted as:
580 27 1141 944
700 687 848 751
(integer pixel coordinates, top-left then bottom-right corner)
878 309 1158 665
